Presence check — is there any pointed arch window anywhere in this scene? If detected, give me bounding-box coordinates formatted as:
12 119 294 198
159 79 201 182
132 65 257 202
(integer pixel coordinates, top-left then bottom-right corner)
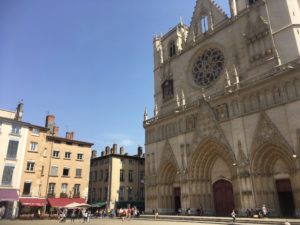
169 40 176 58
201 15 209 33
162 79 174 101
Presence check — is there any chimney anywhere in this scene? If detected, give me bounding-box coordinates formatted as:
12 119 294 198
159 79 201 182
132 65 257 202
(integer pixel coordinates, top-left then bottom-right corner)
105 146 110 155
101 151 104 157
66 132 71 139
70 131 74 140
91 150 97 159
112 144 118 154
53 126 59 136
138 146 143 157
120 147 124 155
65 131 74 140
45 115 55 133
15 102 23 121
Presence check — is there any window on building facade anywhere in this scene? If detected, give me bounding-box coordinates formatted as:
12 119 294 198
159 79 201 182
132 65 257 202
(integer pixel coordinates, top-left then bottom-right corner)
29 142 38 151
31 128 40 136
104 169 108 182
169 40 176 58
128 187 133 201
11 124 21 135
26 161 35 171
129 170 133 182
119 186 125 201
121 158 125 164
98 188 102 201
50 166 58 176
74 184 80 196
140 171 145 182
120 169 124 182
201 15 209 33
64 152 71 159
92 188 96 202
48 183 55 194
77 153 83 160
93 171 97 181
52 150 60 158
104 187 108 200
23 182 31 195
63 167 70 176
75 168 82 177
162 79 174 101
61 183 68 193
1 165 14 186
140 187 144 200
99 170 103 181
6 140 19 159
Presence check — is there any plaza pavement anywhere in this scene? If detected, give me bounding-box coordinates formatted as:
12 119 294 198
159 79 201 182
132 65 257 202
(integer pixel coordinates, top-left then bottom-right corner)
1 215 300 225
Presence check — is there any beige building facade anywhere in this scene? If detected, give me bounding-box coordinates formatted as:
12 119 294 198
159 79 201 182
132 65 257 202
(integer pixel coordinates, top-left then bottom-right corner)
0 104 29 218
19 115 93 205
144 0 300 217
89 145 145 210
0 103 93 216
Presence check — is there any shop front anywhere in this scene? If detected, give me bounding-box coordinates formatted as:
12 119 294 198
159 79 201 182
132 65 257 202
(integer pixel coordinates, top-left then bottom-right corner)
19 198 48 219
0 189 19 219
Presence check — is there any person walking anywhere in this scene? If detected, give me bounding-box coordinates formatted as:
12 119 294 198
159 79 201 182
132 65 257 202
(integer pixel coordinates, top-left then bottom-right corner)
71 209 75 222
231 209 236 223
154 208 159 220
262 204 268 218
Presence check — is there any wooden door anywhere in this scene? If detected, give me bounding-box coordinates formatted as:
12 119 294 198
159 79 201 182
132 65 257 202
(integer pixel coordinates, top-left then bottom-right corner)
213 180 235 216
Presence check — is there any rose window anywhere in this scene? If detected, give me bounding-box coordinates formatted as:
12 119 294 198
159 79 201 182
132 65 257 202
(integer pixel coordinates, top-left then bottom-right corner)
192 48 224 87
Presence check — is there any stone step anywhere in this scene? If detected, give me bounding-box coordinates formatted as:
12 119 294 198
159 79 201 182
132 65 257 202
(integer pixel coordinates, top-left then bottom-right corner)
139 215 300 225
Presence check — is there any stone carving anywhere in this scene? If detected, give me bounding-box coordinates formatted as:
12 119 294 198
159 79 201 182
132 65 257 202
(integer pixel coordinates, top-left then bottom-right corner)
157 140 180 175
190 100 231 153
251 112 293 153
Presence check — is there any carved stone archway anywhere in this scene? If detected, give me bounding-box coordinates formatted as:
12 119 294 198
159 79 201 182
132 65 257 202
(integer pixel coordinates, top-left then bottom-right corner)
188 138 237 215
251 143 297 216
157 162 178 214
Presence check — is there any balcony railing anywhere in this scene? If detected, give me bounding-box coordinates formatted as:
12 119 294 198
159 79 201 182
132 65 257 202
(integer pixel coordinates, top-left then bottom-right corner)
60 193 68 198
47 193 55 198
73 192 80 198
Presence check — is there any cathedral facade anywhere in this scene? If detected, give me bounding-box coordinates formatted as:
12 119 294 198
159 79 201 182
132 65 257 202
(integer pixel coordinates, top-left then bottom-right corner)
143 0 300 217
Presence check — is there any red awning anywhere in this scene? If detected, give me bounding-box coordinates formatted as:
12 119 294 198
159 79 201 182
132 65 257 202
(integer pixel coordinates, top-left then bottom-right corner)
19 198 47 207
47 198 85 207
0 189 19 201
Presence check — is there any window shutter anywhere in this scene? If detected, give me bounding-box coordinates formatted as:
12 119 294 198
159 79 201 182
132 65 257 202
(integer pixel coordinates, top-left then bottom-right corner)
1 166 14 185
7 140 19 158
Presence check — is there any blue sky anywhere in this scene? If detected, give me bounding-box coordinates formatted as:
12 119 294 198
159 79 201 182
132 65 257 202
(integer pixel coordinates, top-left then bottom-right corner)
0 0 229 155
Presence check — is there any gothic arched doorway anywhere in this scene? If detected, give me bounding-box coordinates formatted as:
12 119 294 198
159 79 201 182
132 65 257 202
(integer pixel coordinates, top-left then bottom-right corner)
213 179 235 216
276 179 295 217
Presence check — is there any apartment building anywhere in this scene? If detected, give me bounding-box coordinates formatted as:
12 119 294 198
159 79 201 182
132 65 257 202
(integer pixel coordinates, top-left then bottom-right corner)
0 103 93 218
0 103 28 218
89 145 145 210
18 114 93 211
